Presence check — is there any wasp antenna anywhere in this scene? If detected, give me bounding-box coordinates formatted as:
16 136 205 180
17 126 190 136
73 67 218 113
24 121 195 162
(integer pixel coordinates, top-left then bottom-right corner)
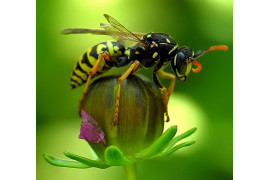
191 60 202 73
194 45 228 59
207 45 228 52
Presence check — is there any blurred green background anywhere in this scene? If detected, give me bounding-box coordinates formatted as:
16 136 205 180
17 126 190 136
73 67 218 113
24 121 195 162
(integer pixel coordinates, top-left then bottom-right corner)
37 0 232 179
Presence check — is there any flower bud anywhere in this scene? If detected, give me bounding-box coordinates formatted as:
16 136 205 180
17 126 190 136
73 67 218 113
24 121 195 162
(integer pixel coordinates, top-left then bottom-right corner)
80 75 164 159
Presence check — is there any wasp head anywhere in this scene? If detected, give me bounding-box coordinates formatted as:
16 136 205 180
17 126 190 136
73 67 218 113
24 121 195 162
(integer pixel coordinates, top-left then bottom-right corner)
171 47 194 82
171 45 228 82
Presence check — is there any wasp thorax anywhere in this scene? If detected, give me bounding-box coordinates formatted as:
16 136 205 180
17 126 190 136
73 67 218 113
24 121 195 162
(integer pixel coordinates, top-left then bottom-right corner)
81 75 164 159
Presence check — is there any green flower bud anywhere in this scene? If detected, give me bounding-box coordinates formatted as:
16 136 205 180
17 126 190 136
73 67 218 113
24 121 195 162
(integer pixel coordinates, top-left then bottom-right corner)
44 73 196 170
81 74 165 159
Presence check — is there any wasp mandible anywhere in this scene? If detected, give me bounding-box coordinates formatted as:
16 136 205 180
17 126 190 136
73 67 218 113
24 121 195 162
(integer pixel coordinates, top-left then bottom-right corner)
62 14 228 126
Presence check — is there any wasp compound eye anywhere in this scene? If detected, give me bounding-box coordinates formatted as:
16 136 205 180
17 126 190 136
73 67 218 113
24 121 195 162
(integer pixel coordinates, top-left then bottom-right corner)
171 50 193 81
173 52 187 74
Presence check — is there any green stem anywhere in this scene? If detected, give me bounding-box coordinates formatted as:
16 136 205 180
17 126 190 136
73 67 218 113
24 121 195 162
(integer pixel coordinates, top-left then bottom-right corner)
124 164 137 180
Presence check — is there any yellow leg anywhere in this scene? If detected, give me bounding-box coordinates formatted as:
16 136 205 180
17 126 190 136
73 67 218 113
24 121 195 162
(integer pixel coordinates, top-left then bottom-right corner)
157 70 176 98
112 60 140 126
157 70 176 122
79 52 111 116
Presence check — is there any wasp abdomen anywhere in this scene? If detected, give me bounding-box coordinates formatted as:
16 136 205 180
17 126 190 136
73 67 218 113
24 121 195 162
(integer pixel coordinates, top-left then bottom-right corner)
70 41 125 89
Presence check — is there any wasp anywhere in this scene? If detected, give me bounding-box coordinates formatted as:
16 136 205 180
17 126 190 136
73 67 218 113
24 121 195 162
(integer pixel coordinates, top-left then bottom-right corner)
62 14 228 126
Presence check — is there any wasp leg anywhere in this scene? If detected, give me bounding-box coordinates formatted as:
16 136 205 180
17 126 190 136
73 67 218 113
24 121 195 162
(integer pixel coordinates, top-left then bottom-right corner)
157 70 176 98
154 70 175 122
113 60 140 126
79 52 112 116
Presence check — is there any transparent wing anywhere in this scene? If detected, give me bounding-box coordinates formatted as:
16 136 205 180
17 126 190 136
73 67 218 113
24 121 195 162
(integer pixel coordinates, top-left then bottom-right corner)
61 28 110 35
61 28 145 38
61 14 147 47
102 14 148 48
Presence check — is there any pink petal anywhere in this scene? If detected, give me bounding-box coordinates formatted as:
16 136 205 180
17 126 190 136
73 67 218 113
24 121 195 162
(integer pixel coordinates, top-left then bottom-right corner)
79 109 105 144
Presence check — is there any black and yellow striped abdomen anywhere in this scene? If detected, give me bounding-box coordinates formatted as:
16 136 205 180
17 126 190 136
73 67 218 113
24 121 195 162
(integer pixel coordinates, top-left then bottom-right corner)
70 41 126 89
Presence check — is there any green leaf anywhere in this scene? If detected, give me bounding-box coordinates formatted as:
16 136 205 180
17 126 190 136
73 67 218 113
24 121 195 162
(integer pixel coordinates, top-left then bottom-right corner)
64 152 109 169
43 154 91 169
155 141 195 158
162 127 197 152
104 146 134 166
136 125 177 158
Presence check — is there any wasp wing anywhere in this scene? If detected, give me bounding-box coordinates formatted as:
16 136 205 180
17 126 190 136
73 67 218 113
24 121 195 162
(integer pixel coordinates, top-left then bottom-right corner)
99 23 141 46
61 28 145 37
61 14 147 47
61 28 109 35
102 14 148 48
